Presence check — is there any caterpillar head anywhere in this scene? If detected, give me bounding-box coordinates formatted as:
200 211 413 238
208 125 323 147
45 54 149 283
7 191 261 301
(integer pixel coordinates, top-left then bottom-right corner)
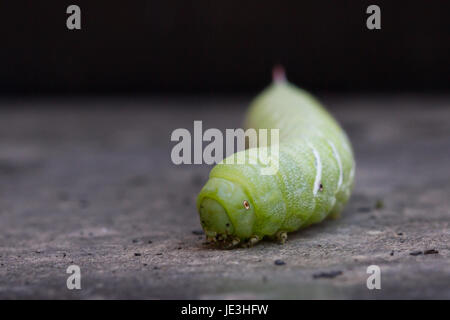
197 177 255 247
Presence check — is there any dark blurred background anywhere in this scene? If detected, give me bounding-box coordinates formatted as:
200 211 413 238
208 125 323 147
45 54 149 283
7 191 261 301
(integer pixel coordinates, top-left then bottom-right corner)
0 0 449 95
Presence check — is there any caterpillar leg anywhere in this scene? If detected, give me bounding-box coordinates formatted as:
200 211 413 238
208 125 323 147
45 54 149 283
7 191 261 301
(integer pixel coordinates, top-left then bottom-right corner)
267 231 288 244
222 237 241 249
275 231 288 244
242 235 260 248
206 234 241 249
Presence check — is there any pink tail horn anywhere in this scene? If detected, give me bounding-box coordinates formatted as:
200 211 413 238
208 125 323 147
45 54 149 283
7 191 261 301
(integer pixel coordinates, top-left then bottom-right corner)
272 65 287 83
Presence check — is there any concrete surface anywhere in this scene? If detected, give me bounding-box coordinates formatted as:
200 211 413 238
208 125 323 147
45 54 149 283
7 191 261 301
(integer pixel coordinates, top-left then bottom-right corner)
0 95 449 299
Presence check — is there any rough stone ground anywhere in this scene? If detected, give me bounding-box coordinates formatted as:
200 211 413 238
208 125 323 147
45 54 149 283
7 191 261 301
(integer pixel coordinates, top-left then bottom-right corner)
0 95 449 299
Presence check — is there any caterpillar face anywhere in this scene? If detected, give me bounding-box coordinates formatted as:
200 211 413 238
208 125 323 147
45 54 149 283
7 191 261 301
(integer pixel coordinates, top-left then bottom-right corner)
197 177 255 246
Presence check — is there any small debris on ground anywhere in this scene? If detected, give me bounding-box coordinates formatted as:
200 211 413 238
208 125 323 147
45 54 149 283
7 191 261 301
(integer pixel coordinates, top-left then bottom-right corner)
424 249 439 255
410 250 423 256
274 259 285 266
313 270 342 279
375 199 384 210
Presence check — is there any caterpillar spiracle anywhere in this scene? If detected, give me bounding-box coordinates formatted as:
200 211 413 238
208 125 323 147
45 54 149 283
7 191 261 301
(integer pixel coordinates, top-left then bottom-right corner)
196 67 355 248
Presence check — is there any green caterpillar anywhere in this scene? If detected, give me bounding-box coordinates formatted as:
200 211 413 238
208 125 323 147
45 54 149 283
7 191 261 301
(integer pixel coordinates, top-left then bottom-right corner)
196 68 355 248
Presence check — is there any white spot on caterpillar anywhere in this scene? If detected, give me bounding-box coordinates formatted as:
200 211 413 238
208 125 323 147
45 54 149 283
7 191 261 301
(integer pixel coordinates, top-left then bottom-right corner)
307 142 322 196
328 140 343 190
